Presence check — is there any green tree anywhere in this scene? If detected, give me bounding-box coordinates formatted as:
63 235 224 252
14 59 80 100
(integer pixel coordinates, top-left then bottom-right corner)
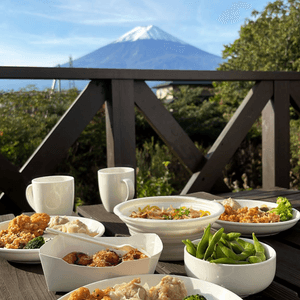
0 88 77 167
166 86 227 146
214 0 300 107
211 0 300 190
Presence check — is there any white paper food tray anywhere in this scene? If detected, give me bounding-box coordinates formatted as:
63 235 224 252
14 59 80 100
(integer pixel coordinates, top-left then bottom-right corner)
39 233 163 292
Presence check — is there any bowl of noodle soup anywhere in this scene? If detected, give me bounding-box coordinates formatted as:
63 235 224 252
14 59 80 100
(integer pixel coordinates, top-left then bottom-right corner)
114 196 224 261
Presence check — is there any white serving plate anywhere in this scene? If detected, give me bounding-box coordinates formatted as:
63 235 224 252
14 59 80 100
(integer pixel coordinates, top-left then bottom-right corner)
40 233 163 292
213 199 300 236
57 274 242 300
114 196 224 261
0 216 105 263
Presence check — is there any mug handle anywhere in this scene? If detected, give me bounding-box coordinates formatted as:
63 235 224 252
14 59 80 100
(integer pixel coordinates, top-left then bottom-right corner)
122 178 135 200
25 184 36 210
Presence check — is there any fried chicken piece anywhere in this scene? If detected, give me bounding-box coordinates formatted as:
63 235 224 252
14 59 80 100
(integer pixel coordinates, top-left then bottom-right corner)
122 249 148 261
30 213 51 234
89 250 120 267
8 214 32 233
148 275 187 300
77 252 93 265
67 287 112 300
68 287 91 300
0 213 50 249
63 252 93 265
63 252 78 264
90 288 111 299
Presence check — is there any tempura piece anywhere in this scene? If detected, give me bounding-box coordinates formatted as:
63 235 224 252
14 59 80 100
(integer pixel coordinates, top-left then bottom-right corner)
148 275 187 300
109 278 148 300
48 216 98 237
220 198 241 210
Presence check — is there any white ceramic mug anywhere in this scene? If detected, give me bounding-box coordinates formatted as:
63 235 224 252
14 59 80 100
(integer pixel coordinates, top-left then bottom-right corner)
98 167 135 212
26 175 75 215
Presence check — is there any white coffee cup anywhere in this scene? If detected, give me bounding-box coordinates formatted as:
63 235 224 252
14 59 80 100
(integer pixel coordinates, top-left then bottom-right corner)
26 175 75 215
98 167 135 212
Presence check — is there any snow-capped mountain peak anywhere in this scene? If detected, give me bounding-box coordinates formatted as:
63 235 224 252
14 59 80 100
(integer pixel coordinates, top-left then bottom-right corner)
112 25 187 44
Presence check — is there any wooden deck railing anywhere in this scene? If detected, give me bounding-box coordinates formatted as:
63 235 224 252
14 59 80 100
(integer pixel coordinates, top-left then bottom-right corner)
1 67 300 214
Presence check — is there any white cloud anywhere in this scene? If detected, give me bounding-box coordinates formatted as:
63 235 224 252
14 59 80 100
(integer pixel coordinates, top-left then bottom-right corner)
0 45 67 67
29 34 112 47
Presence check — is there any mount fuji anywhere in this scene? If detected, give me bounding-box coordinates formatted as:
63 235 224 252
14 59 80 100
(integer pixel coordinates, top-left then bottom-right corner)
2 25 223 91
63 25 222 71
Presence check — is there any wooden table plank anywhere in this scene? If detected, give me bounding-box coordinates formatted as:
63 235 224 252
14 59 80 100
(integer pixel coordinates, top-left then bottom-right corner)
260 238 300 290
1 188 300 300
217 187 300 201
77 204 130 236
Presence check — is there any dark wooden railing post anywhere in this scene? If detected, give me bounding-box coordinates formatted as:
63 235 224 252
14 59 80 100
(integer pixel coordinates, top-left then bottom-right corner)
262 81 290 189
106 79 136 169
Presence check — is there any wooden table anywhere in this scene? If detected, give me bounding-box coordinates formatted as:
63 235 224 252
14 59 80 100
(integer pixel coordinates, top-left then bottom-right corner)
1 188 300 300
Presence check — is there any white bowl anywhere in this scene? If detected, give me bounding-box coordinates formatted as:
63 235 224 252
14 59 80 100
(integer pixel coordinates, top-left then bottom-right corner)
40 233 163 292
113 196 224 261
184 238 276 297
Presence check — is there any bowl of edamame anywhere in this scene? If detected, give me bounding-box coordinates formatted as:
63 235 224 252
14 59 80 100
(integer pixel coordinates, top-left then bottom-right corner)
183 224 276 297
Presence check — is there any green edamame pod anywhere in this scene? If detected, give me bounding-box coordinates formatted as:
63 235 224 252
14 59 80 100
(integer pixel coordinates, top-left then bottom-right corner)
204 227 224 260
196 223 211 259
237 238 255 252
221 232 229 240
248 255 263 264
230 240 244 254
218 243 240 260
255 251 266 262
252 233 266 261
252 233 264 252
219 242 254 261
210 257 250 264
215 244 227 259
182 239 196 256
237 249 255 261
226 232 241 241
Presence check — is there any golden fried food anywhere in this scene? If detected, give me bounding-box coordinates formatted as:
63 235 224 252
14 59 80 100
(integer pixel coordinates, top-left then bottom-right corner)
89 249 120 267
63 252 93 265
68 286 111 300
219 205 280 223
68 275 187 300
62 248 148 268
0 213 50 249
122 249 147 261
30 213 51 232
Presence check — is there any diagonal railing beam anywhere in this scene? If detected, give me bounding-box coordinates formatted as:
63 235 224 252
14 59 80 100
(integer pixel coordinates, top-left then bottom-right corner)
181 81 274 193
289 81 300 111
0 80 108 211
133 80 229 193
0 154 30 214
134 81 206 173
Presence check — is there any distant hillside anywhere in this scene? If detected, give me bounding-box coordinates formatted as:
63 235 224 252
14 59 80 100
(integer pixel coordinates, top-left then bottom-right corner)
1 25 223 91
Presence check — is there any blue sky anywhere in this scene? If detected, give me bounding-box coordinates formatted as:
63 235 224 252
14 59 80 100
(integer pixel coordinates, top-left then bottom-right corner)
0 0 272 67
